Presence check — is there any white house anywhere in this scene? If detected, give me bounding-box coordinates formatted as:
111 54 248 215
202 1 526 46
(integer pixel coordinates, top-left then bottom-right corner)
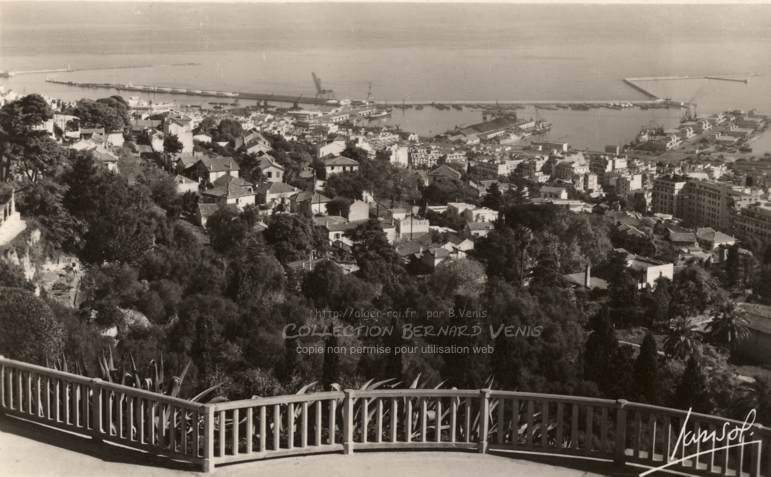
323 156 359 177
201 175 256 210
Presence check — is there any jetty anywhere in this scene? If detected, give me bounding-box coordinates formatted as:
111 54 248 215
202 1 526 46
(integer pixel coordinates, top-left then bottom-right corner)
0 63 199 79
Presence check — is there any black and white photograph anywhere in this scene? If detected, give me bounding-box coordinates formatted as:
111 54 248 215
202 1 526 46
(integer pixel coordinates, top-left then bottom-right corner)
1 1 771 476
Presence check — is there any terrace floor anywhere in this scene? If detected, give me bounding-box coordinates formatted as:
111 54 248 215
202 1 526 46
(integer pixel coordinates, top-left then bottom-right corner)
0 415 630 477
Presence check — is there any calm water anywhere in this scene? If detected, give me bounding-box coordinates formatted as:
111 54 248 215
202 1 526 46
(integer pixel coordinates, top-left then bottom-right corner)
1 3 770 149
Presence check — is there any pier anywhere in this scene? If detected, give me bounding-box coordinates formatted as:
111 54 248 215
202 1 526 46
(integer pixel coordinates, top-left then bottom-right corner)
622 73 752 100
0 63 199 79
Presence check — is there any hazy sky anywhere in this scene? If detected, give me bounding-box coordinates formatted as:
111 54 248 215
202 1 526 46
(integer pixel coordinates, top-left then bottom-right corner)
4 0 771 4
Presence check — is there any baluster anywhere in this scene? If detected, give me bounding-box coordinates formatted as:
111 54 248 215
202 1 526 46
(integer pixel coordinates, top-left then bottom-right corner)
450 398 457 444
526 400 535 448
301 402 308 448
149 399 155 444
92 381 103 437
709 422 717 473
390 399 398 443
55 379 60 422
361 398 368 444
722 431 730 476
315 401 322 446
129 396 136 441
570 403 579 450
260 406 267 452
542 401 550 448
246 407 254 454
555 402 563 449
218 410 225 457
75 384 81 427
65 382 72 426
406 398 412 443
328 400 336 445
649 415 657 464
511 399 520 447
585 406 593 452
194 409 201 458
748 433 760 477
17 370 23 413
497 398 504 445
45 377 51 420
232 408 239 456
139 399 146 445
26 371 32 416
738 432 746 477
183 408 191 455
376 399 383 443
464 398 471 443
420 398 427 443
765 436 771 477
663 416 672 465
600 407 608 455
633 411 642 460
287 403 294 449
36 376 41 417
435 398 442 443
0 361 4 409
273 404 281 450
169 405 178 452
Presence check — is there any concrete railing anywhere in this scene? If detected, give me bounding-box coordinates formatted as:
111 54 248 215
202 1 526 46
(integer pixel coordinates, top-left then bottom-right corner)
2 356 770 475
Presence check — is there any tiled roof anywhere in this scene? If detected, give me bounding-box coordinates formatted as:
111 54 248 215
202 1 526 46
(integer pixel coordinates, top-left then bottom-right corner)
323 156 359 167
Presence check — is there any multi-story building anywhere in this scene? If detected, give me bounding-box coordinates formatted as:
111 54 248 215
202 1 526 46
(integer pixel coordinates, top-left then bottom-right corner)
652 177 687 216
733 203 771 245
678 180 735 231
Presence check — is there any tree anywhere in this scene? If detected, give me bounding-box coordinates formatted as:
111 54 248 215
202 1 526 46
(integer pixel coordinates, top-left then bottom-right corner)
206 205 248 255
670 265 720 318
326 196 351 217
225 235 286 308
0 287 64 364
64 154 159 263
663 317 701 360
481 182 504 211
0 261 33 290
350 220 406 290
705 300 750 350
634 334 659 403
474 225 533 286
0 94 55 182
215 119 243 143
735 378 771 426
162 134 183 170
672 356 712 413
16 178 81 249
321 331 340 389
72 97 128 132
340 146 369 163
264 214 315 263
583 309 619 395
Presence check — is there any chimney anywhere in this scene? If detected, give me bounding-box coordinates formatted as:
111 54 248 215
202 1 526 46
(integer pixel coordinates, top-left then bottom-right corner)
584 263 591 288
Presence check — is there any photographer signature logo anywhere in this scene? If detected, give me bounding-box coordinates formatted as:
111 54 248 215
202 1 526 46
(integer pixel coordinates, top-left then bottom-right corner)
639 408 760 476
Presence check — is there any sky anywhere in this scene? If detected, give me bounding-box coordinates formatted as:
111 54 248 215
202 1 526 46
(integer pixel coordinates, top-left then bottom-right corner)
4 0 771 4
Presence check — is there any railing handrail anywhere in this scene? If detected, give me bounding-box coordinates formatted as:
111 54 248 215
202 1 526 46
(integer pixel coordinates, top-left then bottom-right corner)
2 354 770 475
0 356 202 410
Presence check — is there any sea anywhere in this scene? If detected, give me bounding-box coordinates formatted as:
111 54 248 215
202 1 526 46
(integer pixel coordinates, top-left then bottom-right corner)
2 2 771 151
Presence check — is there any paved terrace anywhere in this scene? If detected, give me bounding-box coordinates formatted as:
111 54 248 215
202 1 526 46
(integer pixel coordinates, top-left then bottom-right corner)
1 415 620 477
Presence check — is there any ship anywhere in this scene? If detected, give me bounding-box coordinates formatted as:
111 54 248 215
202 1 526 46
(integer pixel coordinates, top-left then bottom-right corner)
368 109 392 120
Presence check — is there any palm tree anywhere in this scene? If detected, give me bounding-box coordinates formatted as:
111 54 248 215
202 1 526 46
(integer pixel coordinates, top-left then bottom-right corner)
705 301 750 350
663 316 702 360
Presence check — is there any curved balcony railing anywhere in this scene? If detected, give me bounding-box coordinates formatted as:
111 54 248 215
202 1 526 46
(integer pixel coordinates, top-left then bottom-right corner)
1 355 770 475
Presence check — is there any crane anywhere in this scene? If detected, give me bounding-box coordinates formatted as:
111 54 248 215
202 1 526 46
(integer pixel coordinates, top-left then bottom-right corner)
312 72 334 100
